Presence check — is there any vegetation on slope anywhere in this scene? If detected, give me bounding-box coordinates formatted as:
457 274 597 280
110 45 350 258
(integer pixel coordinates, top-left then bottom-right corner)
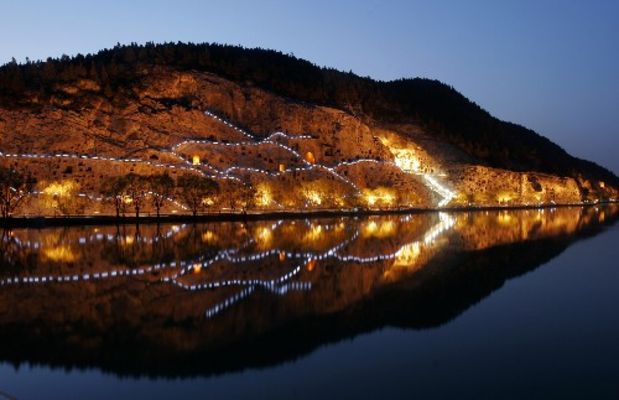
0 42 616 186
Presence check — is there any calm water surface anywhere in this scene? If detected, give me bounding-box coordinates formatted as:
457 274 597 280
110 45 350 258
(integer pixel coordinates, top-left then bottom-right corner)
0 206 618 399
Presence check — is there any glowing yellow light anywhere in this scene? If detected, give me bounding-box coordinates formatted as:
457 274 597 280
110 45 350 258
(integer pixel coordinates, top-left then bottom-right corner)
394 242 421 267
123 235 135 246
366 221 378 232
255 183 273 207
279 163 286 172
42 180 77 197
305 152 316 164
43 246 78 262
379 137 421 172
362 220 396 238
497 212 513 225
497 193 513 204
123 196 133 205
192 155 201 166
201 231 217 243
599 181 605 188
306 259 316 272
304 190 322 206
202 197 215 206
304 224 323 241
255 226 272 248
279 251 286 262
193 263 202 274
363 188 395 207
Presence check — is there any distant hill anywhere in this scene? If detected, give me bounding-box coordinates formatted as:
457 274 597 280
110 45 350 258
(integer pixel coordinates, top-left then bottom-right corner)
1 42 616 186
0 42 616 216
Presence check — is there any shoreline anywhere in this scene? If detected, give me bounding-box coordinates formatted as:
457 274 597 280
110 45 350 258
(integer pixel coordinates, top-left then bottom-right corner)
0 201 616 228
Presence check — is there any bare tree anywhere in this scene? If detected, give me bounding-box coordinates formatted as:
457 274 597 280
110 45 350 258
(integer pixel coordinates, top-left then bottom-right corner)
177 175 219 216
0 166 36 218
148 173 174 218
239 183 255 213
101 176 129 218
125 174 149 218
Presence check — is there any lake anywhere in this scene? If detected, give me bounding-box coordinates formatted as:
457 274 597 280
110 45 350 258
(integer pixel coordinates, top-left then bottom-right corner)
0 205 618 399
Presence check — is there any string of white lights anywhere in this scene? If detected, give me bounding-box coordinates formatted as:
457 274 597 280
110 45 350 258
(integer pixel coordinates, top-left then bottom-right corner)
0 107 457 212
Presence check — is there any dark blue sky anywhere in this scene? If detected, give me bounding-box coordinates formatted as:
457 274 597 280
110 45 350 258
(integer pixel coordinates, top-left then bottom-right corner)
2 0 617 174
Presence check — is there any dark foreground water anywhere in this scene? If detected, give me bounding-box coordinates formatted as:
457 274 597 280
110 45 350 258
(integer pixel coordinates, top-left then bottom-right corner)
0 206 618 399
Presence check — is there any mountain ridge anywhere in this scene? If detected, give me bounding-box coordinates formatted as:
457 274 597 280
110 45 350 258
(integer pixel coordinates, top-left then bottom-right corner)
1 42 615 179
0 42 616 216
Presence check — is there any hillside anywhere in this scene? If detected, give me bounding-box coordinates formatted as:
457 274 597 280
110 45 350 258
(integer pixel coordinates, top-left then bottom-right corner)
0 42 616 216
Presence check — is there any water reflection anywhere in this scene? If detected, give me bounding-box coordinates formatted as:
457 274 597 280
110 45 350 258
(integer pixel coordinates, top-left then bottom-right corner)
0 205 617 376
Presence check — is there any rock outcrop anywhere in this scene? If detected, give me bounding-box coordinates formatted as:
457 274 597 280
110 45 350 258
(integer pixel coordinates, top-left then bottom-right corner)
0 52 617 216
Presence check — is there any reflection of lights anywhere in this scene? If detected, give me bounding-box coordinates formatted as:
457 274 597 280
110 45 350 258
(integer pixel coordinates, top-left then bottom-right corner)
255 226 272 247
362 220 396 238
497 212 513 225
366 221 378 233
394 242 420 267
201 231 217 243
423 213 455 245
304 224 323 241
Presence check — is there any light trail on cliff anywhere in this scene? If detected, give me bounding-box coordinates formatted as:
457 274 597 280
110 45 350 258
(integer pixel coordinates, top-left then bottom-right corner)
0 107 457 210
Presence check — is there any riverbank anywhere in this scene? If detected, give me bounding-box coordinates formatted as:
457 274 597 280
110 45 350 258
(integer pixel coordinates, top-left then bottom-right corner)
0 201 616 228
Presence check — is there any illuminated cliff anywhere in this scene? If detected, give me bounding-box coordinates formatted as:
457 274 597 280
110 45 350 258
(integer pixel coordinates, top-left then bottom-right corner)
0 44 617 216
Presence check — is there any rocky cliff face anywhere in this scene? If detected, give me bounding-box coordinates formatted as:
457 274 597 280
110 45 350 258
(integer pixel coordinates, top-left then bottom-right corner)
0 66 616 215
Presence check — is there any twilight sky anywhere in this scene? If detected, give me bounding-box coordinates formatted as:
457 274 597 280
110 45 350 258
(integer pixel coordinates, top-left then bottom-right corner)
2 0 618 174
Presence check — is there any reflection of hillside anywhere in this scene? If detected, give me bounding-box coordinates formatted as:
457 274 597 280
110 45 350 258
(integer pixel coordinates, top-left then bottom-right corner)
453 206 613 250
0 205 616 377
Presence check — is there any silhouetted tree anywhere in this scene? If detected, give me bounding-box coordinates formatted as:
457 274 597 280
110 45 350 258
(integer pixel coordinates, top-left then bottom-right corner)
101 176 129 218
176 175 219 216
0 166 36 218
148 173 174 218
125 174 149 218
